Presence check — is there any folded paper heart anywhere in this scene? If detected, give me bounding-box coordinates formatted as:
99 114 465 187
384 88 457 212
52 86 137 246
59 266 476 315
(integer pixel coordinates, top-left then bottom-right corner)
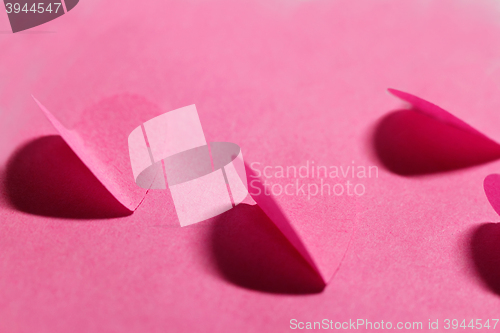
32 97 346 283
32 89 500 284
387 89 497 142
33 97 255 226
388 89 500 217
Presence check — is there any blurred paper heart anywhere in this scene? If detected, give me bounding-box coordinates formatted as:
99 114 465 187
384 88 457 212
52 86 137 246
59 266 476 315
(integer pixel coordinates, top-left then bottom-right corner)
484 174 500 217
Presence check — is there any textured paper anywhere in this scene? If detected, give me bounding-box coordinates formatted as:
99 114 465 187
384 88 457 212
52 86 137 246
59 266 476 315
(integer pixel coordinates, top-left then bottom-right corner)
2 1 500 332
33 95 350 281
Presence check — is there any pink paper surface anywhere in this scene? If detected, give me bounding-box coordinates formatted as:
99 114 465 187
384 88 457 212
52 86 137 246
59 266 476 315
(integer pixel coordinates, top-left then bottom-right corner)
2 0 500 332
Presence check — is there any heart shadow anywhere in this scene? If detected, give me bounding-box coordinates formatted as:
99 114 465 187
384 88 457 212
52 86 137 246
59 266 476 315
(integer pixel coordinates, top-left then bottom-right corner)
469 223 500 295
209 203 325 294
3 135 132 219
372 109 500 175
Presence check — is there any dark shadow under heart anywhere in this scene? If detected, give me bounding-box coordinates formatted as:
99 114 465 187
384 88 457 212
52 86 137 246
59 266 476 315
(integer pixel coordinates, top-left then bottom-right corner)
209 203 325 294
372 109 500 175
3 135 131 219
469 223 500 296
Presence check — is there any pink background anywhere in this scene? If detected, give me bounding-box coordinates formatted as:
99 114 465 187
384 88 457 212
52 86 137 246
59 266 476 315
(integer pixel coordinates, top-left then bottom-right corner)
2 0 500 331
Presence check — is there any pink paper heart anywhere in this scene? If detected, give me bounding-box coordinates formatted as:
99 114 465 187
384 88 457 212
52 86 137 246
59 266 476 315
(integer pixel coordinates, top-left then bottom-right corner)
32 96 354 284
388 89 500 217
388 88 495 142
484 174 500 217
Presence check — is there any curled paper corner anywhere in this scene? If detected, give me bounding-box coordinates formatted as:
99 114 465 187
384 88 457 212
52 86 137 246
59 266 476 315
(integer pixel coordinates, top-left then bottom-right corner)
376 89 500 175
32 96 256 225
387 88 494 142
31 95 139 212
387 89 500 217
245 175 325 281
